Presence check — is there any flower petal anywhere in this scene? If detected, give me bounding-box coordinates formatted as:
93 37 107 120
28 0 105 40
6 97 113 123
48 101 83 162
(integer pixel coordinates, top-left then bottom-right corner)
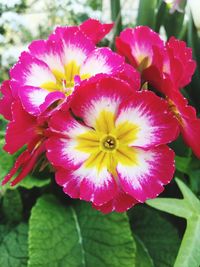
28 39 64 74
80 19 114 44
0 81 14 120
55 165 118 205
165 37 196 88
117 145 175 202
116 90 179 148
10 52 56 87
70 75 134 128
49 27 95 66
116 26 164 70
93 189 138 213
181 117 200 158
46 111 92 169
80 47 124 77
4 102 37 154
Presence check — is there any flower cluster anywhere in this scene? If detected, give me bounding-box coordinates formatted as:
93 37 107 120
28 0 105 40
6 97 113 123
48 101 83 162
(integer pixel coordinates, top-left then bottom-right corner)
1 19 199 213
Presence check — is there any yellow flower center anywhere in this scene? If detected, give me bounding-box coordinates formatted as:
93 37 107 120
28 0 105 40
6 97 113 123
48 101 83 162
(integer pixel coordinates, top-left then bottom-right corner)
76 110 140 175
41 60 90 96
101 135 118 152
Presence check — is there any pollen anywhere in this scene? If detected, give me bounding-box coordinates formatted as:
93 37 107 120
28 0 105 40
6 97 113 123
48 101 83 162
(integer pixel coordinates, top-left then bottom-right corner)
101 135 117 151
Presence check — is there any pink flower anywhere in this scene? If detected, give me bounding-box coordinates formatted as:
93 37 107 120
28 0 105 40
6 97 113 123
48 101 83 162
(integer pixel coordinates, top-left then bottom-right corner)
46 75 179 213
116 26 200 158
9 20 131 116
1 100 50 186
116 26 164 74
116 26 196 91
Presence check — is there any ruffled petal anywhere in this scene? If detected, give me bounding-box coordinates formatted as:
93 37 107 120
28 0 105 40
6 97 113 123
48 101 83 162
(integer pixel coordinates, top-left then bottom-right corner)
55 165 118 206
19 86 64 116
116 26 164 71
93 189 138 213
80 18 114 44
116 90 179 148
0 81 14 120
4 101 37 154
70 75 135 128
117 145 175 202
49 27 95 66
46 111 92 169
28 39 64 74
80 47 124 77
10 52 57 88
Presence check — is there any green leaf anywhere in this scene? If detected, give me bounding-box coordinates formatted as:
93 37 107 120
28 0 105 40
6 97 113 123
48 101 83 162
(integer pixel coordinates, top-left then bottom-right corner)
110 0 122 36
147 178 200 267
28 195 136 267
129 206 180 267
0 223 28 267
16 174 50 189
175 155 191 173
136 0 157 29
175 216 200 267
187 14 200 111
0 139 14 182
134 235 154 267
2 189 23 223
155 1 166 33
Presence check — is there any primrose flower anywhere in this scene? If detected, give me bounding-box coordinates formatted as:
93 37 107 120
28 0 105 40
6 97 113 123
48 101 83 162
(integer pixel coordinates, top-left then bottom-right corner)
116 26 164 77
9 19 129 116
116 26 196 90
46 76 178 213
116 26 200 158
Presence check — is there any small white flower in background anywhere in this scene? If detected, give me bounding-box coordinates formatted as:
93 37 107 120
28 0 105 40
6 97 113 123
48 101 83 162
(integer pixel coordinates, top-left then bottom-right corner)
0 0 21 8
164 0 184 13
0 12 26 31
188 0 200 29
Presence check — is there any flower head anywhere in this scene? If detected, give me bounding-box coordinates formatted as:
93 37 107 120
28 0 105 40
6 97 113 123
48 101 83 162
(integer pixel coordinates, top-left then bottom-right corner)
116 25 200 158
9 20 127 116
46 75 178 212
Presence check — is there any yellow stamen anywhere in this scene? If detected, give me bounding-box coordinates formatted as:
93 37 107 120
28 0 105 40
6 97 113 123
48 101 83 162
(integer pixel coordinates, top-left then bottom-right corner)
40 60 91 96
75 110 139 176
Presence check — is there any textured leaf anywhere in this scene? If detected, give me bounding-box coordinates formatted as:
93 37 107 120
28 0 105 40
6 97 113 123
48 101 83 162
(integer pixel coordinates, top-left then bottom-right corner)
0 223 28 267
2 189 23 223
175 216 200 267
28 195 136 267
147 178 200 267
129 206 180 267
134 235 154 267
16 174 50 189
